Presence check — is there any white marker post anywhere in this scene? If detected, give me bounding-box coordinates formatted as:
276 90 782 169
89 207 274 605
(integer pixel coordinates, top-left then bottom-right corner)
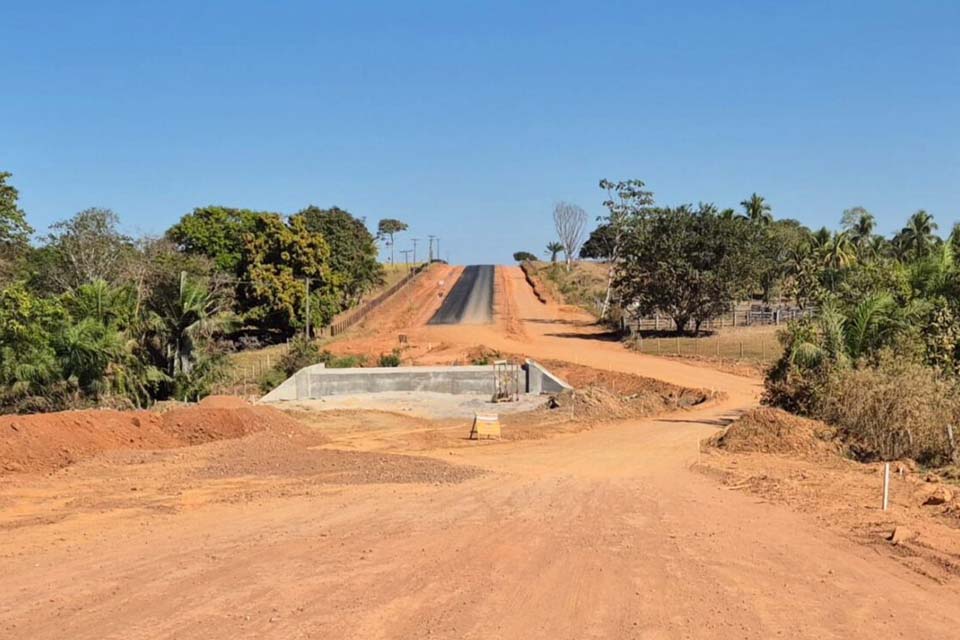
882 462 891 511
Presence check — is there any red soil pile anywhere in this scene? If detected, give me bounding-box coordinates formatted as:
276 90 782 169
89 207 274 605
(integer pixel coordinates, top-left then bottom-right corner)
709 407 841 457
0 400 316 475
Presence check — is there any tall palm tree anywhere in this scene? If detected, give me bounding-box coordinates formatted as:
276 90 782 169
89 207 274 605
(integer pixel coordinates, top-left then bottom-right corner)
841 207 876 256
739 193 773 225
820 232 856 271
545 241 564 263
152 272 223 376
896 209 939 261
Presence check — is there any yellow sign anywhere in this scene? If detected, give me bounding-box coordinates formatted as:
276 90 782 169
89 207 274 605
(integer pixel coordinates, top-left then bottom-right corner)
470 413 501 440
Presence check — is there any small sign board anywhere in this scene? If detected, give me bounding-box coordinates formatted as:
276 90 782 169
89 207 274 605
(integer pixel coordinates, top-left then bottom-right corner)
470 413 501 440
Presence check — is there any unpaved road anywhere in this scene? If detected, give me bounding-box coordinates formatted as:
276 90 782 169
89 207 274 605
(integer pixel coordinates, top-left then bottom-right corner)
429 264 494 325
2 266 960 639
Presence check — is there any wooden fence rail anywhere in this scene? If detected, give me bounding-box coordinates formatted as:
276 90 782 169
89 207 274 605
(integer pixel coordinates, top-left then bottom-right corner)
321 264 428 337
626 307 813 333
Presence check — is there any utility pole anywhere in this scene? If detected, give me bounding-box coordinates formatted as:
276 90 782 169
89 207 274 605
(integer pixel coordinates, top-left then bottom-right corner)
304 277 311 340
436 237 441 263
427 235 437 262
400 249 413 269
411 238 420 264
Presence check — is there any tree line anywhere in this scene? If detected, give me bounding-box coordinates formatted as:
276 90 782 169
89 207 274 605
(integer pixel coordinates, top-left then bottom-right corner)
0 171 409 412
521 177 959 464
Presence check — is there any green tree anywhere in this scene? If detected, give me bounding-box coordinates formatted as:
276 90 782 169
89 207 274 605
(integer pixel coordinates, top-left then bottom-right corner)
545 241 564 262
615 204 756 334
597 179 656 319
238 215 336 337
377 218 408 265
513 251 537 262
579 223 616 260
739 193 773 226
894 210 939 261
295 206 384 306
40 208 136 291
166 206 261 273
0 284 64 405
0 172 33 282
840 206 876 256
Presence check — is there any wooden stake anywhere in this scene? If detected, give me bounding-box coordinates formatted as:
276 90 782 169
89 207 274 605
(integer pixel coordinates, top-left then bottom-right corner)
882 462 891 511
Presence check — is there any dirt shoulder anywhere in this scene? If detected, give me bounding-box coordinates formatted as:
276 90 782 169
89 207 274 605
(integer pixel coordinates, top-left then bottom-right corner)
698 407 960 583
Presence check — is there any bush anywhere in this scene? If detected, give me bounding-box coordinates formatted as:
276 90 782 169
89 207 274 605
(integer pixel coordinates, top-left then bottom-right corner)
277 337 322 377
323 351 366 368
377 349 402 367
258 367 288 393
820 357 959 464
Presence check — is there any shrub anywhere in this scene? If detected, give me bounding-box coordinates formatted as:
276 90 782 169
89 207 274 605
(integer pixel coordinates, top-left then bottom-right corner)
377 349 402 367
322 351 366 368
820 357 959 464
277 337 322 377
258 367 287 393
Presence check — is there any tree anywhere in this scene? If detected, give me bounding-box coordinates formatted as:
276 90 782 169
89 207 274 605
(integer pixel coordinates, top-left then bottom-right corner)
38 208 137 292
552 202 587 270
238 214 336 337
740 193 773 226
615 204 756 334
841 206 876 255
579 223 616 260
513 251 537 262
597 179 656 319
377 218 408 265
894 210 939 261
0 172 33 282
545 241 564 263
295 206 384 307
166 206 261 273
754 219 812 303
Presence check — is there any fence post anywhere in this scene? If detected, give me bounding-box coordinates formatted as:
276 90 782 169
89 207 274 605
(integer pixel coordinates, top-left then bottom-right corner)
676 335 680 355
739 341 744 359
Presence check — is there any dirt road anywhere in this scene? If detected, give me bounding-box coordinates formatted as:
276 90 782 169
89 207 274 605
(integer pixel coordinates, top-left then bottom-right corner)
2 266 959 638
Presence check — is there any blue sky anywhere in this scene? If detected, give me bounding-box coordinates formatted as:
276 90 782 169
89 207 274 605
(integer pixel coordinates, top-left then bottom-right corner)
2 1 957 264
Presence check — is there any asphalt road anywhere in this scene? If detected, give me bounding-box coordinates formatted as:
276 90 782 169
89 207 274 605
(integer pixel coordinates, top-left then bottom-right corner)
428 265 494 325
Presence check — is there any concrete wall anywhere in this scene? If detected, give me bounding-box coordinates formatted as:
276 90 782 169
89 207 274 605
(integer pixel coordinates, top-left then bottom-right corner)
525 359 573 394
260 362 571 403
306 366 501 397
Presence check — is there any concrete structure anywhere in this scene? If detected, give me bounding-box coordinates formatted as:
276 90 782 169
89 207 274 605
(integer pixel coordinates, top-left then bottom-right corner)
260 360 571 403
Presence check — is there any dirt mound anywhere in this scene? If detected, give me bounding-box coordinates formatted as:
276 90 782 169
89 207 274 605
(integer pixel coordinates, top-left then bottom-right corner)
198 395 250 409
200 430 482 484
0 403 321 476
709 407 840 457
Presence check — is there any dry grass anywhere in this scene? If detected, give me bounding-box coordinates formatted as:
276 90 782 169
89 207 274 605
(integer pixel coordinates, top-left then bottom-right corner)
822 361 960 464
630 325 783 365
526 261 609 315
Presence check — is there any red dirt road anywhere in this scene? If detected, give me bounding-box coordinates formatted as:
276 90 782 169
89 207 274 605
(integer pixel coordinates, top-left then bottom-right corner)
2 266 959 638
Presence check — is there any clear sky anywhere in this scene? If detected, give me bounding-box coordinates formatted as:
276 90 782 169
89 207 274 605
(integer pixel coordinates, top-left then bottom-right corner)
2 1 957 264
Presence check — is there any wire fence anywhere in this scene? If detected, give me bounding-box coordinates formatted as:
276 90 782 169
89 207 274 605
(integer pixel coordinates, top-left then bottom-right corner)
630 332 783 364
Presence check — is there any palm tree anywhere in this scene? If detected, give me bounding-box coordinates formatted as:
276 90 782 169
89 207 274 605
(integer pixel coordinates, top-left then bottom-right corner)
788 293 900 369
545 241 564 263
739 193 773 225
896 210 939 261
840 207 876 256
152 272 223 376
820 232 856 271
